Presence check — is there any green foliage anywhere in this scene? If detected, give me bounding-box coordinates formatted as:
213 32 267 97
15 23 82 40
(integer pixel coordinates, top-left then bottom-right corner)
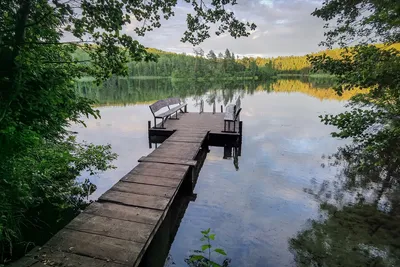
309 1 400 189
125 48 275 80
312 0 400 47
236 43 400 75
289 2 400 267
0 0 255 263
289 203 400 267
186 229 230 267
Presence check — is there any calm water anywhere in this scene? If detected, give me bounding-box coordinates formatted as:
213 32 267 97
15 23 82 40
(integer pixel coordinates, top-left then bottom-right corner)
72 78 349 267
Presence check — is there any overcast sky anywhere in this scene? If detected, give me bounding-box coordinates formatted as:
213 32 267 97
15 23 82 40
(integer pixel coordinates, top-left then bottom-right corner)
125 0 326 58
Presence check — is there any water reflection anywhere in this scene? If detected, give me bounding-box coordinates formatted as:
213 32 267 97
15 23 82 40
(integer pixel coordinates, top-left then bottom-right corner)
72 77 354 266
289 145 400 267
75 76 359 107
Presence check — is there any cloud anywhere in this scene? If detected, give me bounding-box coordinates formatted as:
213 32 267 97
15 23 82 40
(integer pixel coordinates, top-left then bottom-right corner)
121 0 326 57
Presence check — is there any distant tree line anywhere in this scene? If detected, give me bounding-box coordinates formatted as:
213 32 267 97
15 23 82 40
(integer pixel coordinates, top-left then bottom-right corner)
240 43 400 75
126 48 276 79
123 44 400 78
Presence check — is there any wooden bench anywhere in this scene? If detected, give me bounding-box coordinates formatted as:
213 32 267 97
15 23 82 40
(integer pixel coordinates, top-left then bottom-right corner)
223 97 242 132
149 98 187 129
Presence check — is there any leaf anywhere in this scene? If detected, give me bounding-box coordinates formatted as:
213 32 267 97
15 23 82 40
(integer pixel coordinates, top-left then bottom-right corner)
189 255 205 262
209 234 215 240
201 228 211 235
210 261 222 267
200 237 206 241
201 244 211 251
214 248 227 256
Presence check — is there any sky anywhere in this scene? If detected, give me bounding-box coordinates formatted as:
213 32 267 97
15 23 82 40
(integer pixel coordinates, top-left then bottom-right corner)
125 0 327 58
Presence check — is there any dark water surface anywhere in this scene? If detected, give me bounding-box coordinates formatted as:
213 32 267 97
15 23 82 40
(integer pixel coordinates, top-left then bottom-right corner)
72 78 349 267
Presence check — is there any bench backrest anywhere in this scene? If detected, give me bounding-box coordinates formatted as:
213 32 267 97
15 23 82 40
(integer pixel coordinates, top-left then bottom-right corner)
235 108 242 121
235 97 241 110
150 99 168 114
166 97 181 106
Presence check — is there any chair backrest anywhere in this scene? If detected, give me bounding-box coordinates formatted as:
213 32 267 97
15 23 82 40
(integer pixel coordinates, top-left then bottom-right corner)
166 97 181 106
235 97 241 110
235 108 242 121
149 99 168 114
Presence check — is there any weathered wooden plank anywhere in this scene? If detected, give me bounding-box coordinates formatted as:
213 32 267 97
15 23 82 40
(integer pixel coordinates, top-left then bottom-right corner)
9 251 39 267
149 142 202 160
138 156 197 166
169 132 208 138
45 229 142 266
121 174 182 188
84 202 162 225
112 181 176 198
12 247 125 267
134 162 189 172
164 138 204 143
130 167 187 179
149 149 199 161
31 251 125 267
100 190 170 210
65 213 154 243
159 141 203 147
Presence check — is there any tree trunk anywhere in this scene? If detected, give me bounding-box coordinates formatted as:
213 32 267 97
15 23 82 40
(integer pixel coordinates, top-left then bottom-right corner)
0 0 30 122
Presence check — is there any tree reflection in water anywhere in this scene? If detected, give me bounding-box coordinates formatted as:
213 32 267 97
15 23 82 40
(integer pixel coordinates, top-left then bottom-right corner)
289 148 400 267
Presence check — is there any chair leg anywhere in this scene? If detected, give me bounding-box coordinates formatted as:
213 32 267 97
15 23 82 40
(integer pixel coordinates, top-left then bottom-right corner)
154 118 156 129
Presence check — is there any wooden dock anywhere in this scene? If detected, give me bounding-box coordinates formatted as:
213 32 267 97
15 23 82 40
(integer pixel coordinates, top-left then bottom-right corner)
14 111 241 267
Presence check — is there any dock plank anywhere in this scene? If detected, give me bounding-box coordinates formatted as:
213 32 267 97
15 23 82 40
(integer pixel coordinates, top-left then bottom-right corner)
138 156 197 166
130 168 187 179
84 202 162 225
121 174 182 188
112 181 176 198
150 142 201 160
167 135 206 142
45 229 142 266
15 247 125 267
133 162 189 172
100 190 170 210
65 213 154 243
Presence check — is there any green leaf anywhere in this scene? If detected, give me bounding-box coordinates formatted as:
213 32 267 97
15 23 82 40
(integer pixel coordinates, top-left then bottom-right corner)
209 234 215 240
214 248 227 256
201 228 210 235
201 244 211 251
210 261 222 267
189 255 205 262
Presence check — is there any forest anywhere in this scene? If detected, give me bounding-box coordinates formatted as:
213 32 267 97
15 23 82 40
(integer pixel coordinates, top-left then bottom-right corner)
75 43 400 79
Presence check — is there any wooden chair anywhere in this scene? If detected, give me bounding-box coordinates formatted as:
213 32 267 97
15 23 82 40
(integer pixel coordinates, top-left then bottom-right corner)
223 97 241 132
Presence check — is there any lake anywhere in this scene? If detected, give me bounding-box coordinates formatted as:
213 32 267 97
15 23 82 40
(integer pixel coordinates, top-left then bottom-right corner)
72 77 350 267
